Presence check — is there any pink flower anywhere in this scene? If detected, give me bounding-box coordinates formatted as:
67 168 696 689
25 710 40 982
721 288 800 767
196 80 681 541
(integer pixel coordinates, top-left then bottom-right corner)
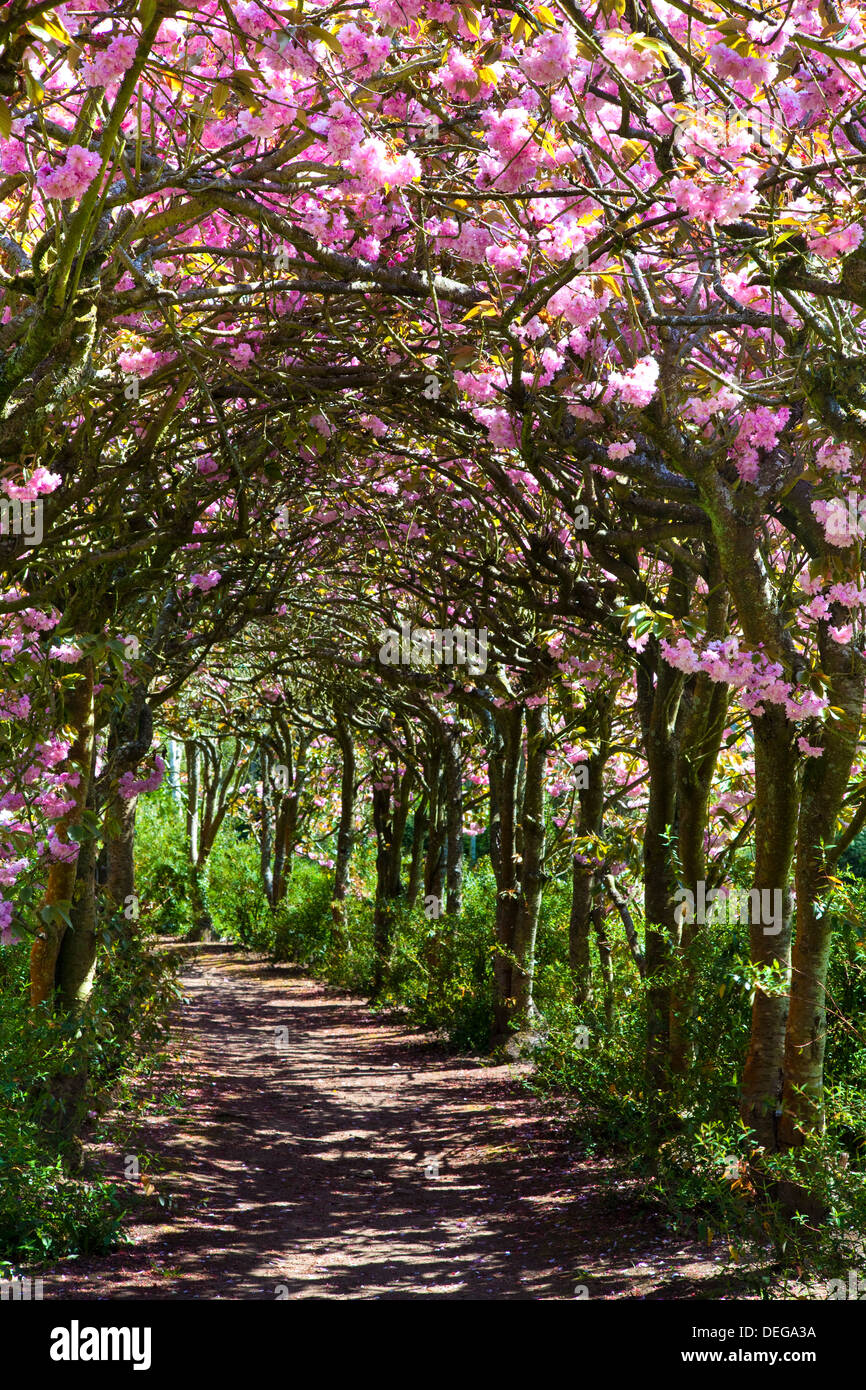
607 440 636 461
48 643 84 663
339 23 391 77
1 138 28 175
797 738 824 759
600 32 659 82
346 137 420 191
0 898 19 946
118 755 166 800
81 33 138 88
37 144 101 200
522 27 578 85
4 467 61 500
47 832 79 863
606 356 659 408
812 498 861 547
816 440 854 475
234 2 279 39
670 171 759 225
807 223 864 260
118 347 159 378
190 571 221 592
805 596 831 620
230 342 254 369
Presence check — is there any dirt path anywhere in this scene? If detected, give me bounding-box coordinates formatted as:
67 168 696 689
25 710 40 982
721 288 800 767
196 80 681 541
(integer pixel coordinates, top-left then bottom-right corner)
45 947 738 1300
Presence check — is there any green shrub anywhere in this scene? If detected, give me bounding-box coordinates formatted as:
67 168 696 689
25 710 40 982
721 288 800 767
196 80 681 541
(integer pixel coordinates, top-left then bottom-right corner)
272 864 339 967
0 921 179 1265
206 832 273 949
134 789 195 935
383 866 496 1049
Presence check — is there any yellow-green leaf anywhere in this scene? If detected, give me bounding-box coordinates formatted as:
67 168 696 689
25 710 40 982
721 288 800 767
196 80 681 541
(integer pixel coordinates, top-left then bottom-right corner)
304 24 343 55
462 300 498 320
42 15 75 44
596 273 622 297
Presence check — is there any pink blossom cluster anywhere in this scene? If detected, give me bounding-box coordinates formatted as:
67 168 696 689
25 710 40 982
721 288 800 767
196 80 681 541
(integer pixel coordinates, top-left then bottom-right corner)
670 171 759 225
606 355 659 408
323 101 364 160
607 440 636 461
1 137 28 175
807 223 863 260
3 467 61 500
118 346 162 378
81 34 138 88
37 144 101 200
522 27 578 86
0 898 17 946
190 571 222 592
118 756 166 801
816 440 855 476
811 497 864 548
477 107 543 192
339 23 391 77
346 137 421 191
440 49 479 98
707 38 778 86
661 634 829 722
233 3 280 40
371 0 426 25
600 32 659 82
48 642 84 663
733 407 790 483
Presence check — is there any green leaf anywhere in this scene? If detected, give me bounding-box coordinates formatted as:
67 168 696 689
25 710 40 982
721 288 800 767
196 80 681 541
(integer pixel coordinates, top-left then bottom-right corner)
304 24 343 55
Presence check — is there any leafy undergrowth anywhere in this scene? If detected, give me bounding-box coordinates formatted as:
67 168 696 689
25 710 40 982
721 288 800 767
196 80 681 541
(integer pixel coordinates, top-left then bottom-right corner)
0 918 181 1273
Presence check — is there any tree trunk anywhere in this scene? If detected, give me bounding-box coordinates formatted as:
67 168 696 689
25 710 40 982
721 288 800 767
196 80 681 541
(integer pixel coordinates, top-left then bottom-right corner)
779 638 863 1145
638 655 683 1096
670 659 729 1074
185 740 201 866
260 746 275 907
490 704 524 1041
273 738 308 905
167 737 183 810
372 781 403 994
568 693 612 1002
424 743 446 905
569 855 594 1004
593 904 614 1030
739 707 798 1149
56 804 99 1016
511 701 548 1025
444 728 463 915
332 719 356 927
406 793 427 909
104 793 137 912
31 660 95 1008
51 822 98 1170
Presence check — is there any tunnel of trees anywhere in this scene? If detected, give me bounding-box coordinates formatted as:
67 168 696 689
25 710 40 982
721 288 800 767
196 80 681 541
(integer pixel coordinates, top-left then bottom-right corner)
2 0 866 1304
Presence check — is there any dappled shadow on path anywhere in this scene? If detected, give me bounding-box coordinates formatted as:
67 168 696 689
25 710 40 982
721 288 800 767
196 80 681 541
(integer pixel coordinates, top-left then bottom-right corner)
43 950 743 1300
